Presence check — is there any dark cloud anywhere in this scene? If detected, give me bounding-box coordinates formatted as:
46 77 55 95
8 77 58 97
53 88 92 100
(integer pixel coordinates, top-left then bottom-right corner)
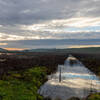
0 0 100 25
1 39 100 49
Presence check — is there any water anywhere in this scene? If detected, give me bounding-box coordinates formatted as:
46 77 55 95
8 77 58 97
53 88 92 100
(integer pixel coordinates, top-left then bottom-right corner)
38 55 100 100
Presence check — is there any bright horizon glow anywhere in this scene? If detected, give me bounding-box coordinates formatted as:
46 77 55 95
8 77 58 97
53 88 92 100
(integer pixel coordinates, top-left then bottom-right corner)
68 45 100 48
2 45 100 50
4 48 29 51
0 43 8 45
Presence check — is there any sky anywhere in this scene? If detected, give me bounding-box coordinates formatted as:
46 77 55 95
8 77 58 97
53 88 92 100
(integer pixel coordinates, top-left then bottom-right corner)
0 0 100 50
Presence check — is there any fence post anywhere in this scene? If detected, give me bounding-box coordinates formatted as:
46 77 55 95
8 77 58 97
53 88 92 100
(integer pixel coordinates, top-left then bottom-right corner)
59 66 61 82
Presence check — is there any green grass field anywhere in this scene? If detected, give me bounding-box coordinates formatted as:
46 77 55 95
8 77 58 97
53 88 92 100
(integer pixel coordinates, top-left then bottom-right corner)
0 67 47 100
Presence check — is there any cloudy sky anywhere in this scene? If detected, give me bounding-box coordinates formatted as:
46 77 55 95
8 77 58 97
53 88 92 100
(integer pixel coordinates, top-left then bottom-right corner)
0 0 100 50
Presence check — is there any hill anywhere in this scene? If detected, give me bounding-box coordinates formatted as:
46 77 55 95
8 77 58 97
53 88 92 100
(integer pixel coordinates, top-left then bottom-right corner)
0 48 7 52
22 47 100 54
0 47 100 54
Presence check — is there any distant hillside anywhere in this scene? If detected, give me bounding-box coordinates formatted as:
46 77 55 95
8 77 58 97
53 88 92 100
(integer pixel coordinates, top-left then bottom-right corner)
23 48 57 52
0 47 100 54
0 48 7 52
23 47 100 54
66 47 100 54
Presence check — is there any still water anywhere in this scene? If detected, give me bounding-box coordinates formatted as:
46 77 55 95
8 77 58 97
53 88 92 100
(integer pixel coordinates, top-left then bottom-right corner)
38 55 100 100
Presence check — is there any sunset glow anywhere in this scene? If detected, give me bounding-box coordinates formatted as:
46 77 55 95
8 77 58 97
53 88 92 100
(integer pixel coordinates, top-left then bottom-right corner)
4 48 28 51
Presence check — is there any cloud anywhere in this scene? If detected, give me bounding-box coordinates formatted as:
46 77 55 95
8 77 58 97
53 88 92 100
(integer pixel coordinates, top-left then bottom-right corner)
0 0 100 25
21 17 100 32
1 39 100 49
0 32 25 40
0 0 100 48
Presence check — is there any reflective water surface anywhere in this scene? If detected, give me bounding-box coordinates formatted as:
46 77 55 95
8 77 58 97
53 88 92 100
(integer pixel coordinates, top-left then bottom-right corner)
38 55 100 100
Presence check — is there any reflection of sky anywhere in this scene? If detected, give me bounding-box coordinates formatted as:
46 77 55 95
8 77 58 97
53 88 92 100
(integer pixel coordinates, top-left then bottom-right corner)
39 55 100 100
62 73 99 81
57 56 100 84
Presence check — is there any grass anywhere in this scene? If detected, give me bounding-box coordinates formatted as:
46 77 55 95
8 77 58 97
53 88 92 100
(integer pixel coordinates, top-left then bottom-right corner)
0 67 47 100
86 93 100 100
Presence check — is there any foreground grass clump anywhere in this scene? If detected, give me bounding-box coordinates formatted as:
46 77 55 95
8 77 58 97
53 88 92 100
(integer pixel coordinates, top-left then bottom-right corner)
86 93 100 100
67 93 100 100
0 67 47 100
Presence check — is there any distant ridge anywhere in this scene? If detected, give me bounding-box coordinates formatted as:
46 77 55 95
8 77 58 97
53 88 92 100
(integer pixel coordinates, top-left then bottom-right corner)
22 47 100 54
23 48 57 52
0 47 100 54
0 48 7 52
